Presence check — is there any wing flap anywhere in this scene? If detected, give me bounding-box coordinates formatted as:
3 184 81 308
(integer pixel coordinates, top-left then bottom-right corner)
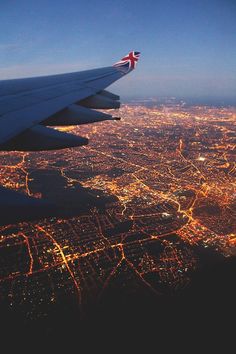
79 94 120 109
1 125 88 151
43 105 117 126
99 90 120 100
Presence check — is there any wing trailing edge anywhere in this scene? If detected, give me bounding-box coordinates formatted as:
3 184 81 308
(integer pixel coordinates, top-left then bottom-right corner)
43 105 118 126
0 125 88 151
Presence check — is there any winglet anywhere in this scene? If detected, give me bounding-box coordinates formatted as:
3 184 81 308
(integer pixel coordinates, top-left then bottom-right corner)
113 51 141 72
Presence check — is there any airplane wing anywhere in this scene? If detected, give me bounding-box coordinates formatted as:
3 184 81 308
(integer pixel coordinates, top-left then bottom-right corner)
0 51 140 151
0 51 140 224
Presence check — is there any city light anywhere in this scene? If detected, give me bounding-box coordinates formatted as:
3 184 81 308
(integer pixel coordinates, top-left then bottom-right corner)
0 102 235 319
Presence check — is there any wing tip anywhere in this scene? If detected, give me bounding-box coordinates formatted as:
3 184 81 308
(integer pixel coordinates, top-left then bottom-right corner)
113 51 141 72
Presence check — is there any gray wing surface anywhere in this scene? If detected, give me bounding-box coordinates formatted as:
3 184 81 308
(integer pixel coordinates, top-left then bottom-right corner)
0 51 140 224
0 66 124 147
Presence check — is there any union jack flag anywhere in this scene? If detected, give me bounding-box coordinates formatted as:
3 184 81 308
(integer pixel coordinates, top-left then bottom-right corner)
113 51 141 71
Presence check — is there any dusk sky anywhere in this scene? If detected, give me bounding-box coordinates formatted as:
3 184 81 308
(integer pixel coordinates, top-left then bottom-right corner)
0 0 235 99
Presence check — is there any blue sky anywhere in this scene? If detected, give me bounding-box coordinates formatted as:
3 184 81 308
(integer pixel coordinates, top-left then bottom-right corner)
0 0 235 98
